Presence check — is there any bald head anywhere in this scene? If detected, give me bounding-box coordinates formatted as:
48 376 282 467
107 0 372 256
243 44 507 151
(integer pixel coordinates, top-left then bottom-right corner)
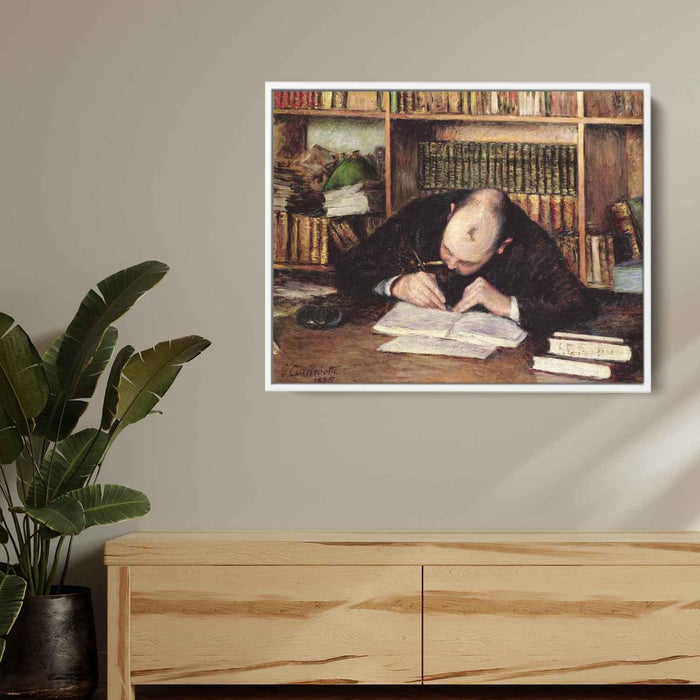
440 189 511 276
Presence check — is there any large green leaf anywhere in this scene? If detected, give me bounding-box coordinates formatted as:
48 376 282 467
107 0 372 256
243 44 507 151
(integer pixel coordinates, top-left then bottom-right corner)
0 314 49 433
24 498 85 535
0 573 26 661
100 345 134 431
0 406 22 464
35 328 118 440
61 484 150 528
56 262 169 403
111 336 210 437
18 428 109 507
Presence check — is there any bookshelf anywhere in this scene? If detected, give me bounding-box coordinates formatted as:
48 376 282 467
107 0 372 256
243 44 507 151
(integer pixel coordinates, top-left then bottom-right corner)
273 89 644 290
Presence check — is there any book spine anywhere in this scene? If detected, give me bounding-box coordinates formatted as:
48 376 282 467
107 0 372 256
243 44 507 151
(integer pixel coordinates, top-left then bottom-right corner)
428 142 439 189
610 201 641 260
488 143 497 188
522 143 531 193
447 142 456 188
539 194 552 232
544 145 554 194
550 194 563 234
567 146 577 195
310 217 321 263
552 146 561 194
461 91 471 114
536 145 545 194
605 233 615 286
562 195 577 231
289 215 299 262
320 218 329 264
527 193 540 224
418 142 427 189
507 142 516 192
454 143 463 188
390 91 398 113
436 143 448 188
448 91 461 113
299 216 312 262
514 143 523 192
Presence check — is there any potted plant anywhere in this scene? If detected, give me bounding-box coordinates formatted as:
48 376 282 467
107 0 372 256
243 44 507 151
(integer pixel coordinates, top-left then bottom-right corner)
0 261 210 698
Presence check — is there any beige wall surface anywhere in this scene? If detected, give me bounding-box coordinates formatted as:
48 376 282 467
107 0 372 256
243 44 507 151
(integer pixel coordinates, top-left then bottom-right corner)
0 0 698 657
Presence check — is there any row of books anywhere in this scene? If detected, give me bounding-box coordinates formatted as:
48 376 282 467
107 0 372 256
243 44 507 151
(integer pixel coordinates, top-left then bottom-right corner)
418 141 577 195
274 91 382 112
273 213 384 264
533 331 632 380
273 90 642 118
391 91 578 117
552 231 616 288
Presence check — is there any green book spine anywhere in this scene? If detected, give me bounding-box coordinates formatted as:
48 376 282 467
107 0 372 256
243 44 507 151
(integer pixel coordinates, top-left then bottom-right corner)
390 91 398 114
479 142 488 187
545 91 551 116
418 142 427 188
514 143 523 192
507 143 516 192
463 143 472 189
406 91 415 112
428 142 439 189
470 142 479 189
559 146 568 195
436 143 448 189
521 143 531 193
568 146 577 195
493 143 503 189
544 145 554 194
552 146 561 194
536 145 545 194
454 143 463 187
446 142 456 188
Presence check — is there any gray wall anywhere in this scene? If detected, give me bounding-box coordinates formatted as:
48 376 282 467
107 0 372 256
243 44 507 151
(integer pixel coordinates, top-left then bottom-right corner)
1 0 698 660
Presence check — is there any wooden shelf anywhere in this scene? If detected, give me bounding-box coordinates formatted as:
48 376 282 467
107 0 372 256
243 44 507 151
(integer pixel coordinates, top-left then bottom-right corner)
390 113 642 126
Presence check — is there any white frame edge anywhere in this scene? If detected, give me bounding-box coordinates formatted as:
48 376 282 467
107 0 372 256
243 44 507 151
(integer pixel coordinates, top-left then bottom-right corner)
264 82 651 393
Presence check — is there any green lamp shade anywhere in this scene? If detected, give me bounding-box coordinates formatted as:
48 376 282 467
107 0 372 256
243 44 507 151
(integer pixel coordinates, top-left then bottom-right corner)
323 156 379 191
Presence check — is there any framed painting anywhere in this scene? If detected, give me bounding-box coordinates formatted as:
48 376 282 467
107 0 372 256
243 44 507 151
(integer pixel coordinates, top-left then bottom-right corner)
265 82 650 392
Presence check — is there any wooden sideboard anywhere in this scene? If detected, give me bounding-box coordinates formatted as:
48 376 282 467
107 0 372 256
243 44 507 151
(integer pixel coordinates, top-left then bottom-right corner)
104 531 700 698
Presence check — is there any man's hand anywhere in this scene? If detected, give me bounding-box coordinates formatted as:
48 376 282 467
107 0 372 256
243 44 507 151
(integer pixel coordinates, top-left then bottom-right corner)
452 277 511 316
391 271 446 310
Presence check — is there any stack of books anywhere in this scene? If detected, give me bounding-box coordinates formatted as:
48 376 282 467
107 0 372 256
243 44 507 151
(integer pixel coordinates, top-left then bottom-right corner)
324 182 385 217
532 331 632 380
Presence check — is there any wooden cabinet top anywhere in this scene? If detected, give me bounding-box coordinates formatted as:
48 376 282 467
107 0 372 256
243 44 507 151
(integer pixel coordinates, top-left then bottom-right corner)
104 531 700 567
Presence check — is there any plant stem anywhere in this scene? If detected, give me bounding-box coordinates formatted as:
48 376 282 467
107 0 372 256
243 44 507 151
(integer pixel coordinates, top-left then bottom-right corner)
46 536 65 591
58 535 73 592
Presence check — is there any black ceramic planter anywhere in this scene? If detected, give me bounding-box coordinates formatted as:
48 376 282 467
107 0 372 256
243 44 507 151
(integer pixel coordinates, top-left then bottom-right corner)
0 585 98 699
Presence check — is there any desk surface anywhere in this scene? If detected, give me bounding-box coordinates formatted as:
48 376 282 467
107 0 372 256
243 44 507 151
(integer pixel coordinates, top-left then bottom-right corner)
272 295 644 387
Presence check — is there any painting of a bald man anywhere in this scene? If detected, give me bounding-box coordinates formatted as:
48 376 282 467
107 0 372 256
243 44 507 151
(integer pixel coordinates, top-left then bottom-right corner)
336 188 594 336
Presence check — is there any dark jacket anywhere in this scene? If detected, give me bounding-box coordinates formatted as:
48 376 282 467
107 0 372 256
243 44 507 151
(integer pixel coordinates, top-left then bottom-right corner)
336 190 596 336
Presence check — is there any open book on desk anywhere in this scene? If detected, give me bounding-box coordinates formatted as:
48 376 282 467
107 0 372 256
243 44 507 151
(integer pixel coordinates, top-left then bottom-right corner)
373 301 527 359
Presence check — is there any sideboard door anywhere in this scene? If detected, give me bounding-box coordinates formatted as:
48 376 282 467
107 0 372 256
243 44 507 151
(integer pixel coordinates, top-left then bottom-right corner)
423 565 700 684
130 565 421 685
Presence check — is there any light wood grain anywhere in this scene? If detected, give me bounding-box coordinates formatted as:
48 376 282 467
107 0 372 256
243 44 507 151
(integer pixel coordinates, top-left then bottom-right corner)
104 532 700 567
129 566 421 685
423 566 700 685
108 566 135 700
